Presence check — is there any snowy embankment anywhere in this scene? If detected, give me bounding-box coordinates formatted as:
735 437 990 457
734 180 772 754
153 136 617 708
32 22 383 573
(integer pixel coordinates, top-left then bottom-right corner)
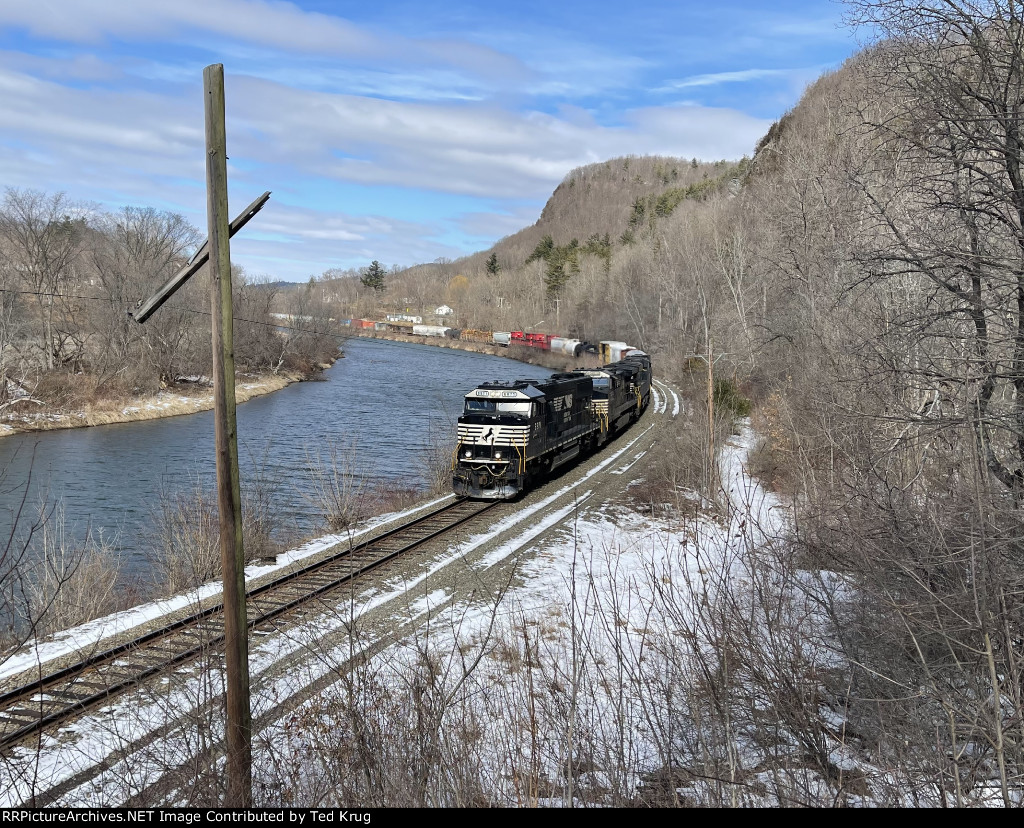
253 421 802 806
0 495 457 682
4 414 827 807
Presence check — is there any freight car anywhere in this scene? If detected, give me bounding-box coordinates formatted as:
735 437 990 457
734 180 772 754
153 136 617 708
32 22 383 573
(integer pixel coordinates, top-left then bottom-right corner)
362 315 614 362
550 337 584 358
383 319 415 333
461 329 494 344
452 350 652 499
472 329 586 356
413 324 451 337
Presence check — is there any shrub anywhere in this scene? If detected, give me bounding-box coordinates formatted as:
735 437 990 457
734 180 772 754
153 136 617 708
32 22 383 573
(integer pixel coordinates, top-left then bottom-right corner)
713 377 751 418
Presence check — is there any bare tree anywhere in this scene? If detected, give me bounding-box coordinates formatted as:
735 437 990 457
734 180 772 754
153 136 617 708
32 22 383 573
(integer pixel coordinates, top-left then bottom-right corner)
88 206 202 387
0 189 85 372
845 0 1024 499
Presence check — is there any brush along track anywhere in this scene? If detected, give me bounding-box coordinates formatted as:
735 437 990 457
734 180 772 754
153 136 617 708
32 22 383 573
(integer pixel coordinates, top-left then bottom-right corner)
0 497 501 750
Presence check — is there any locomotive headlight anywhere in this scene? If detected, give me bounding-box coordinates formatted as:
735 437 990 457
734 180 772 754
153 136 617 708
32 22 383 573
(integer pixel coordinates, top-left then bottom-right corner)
494 450 503 460
463 449 472 459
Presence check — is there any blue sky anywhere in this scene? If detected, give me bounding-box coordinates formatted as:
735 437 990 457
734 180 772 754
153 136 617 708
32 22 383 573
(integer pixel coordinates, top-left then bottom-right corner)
0 1 857 282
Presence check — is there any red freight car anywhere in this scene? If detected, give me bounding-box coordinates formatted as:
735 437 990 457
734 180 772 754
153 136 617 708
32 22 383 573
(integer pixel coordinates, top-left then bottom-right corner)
510 331 553 350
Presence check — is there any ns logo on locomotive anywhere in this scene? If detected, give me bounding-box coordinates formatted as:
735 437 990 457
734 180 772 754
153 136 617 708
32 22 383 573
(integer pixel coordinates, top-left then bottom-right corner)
452 340 652 499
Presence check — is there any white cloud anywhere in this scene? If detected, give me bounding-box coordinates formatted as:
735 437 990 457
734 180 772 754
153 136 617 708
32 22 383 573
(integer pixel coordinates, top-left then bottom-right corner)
0 49 124 82
660 68 791 90
0 0 370 52
231 202 464 279
252 204 415 244
0 1 528 83
226 76 769 200
0 66 201 170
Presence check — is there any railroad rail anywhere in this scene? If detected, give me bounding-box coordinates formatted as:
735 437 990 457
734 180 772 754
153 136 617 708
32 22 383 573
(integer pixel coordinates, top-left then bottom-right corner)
0 497 501 749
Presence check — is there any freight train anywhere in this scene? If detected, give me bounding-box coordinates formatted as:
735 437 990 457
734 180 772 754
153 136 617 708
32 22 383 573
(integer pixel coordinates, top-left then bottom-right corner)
452 350 652 499
343 318 610 360
337 317 652 498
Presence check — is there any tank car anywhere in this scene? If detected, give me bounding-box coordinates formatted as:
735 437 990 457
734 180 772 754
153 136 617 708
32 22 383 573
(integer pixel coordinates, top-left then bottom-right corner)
550 337 584 358
452 374 597 499
413 324 451 337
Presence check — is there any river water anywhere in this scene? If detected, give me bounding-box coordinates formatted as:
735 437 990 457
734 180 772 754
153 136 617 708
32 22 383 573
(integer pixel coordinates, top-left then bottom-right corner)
0 338 551 573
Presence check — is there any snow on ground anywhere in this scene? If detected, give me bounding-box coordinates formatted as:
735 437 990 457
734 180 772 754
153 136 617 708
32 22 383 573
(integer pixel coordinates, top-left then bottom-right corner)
653 378 680 417
650 384 666 414
0 495 455 681
720 421 788 543
3 415 830 807
246 420 799 806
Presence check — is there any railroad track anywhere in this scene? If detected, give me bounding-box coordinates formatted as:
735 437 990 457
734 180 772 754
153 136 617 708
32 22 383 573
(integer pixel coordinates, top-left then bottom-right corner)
0 497 500 750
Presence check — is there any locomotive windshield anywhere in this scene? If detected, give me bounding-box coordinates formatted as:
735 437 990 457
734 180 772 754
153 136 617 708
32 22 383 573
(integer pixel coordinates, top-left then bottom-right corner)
591 377 610 390
464 399 532 416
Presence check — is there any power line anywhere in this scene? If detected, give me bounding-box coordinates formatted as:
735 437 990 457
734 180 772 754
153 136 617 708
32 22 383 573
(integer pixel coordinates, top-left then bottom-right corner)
0 286 349 341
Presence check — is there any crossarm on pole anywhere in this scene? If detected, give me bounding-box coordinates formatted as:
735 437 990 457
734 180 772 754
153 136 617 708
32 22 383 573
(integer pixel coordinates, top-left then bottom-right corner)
130 190 271 324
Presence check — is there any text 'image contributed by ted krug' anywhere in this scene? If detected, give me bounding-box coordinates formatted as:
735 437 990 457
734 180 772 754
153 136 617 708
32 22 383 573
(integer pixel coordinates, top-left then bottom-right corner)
0 811 377 825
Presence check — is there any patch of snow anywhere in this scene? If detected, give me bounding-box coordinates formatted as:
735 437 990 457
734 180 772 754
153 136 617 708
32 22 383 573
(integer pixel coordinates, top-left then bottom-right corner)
1 416 830 808
653 378 681 417
651 385 665 414
610 449 647 475
0 493 456 681
720 420 788 542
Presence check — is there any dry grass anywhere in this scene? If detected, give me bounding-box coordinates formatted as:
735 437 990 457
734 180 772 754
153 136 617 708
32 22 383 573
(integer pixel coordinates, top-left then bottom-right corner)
25 507 134 636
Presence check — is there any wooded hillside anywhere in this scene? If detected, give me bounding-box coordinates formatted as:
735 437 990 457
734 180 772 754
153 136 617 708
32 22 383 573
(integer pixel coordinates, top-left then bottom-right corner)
315 0 1024 801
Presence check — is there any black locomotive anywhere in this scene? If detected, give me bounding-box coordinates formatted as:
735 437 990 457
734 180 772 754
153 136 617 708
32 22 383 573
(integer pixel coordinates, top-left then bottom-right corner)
452 351 652 499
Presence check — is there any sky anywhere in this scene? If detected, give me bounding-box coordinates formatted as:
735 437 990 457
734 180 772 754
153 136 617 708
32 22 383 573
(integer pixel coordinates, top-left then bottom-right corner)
0 1 858 282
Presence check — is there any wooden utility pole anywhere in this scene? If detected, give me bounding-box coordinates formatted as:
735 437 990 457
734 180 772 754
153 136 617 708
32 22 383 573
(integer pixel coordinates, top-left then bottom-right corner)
706 339 715 493
204 62 252 806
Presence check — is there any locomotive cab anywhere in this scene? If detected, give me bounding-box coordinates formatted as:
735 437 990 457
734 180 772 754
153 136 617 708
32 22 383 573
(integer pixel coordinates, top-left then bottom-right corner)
453 375 595 499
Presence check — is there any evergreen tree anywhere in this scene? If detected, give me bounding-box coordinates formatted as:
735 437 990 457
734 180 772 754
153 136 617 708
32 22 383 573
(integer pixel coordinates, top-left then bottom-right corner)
485 252 500 277
525 234 554 264
360 260 386 292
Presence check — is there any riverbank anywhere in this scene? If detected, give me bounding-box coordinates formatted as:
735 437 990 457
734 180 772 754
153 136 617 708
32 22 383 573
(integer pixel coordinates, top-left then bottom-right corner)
0 332 597 438
0 370 311 438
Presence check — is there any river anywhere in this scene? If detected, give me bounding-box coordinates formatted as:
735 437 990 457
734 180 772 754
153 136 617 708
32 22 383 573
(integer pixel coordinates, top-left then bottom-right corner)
0 338 551 573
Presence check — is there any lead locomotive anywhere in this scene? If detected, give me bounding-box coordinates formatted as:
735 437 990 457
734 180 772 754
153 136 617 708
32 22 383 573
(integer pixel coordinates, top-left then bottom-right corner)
452 352 652 499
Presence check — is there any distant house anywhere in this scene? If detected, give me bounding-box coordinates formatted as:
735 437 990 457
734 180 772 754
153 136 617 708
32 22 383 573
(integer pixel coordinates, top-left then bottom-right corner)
435 305 454 317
